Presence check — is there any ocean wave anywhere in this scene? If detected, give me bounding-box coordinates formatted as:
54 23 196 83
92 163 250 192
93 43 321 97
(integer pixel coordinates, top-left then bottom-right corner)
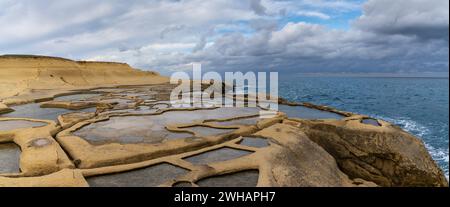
384 117 430 137
425 143 449 180
375 116 449 180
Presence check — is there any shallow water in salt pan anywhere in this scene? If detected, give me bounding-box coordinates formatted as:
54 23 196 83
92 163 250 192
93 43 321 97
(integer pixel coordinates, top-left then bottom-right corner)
73 117 193 145
185 126 235 137
362 118 381 126
0 103 96 120
184 147 252 165
74 107 260 144
0 120 47 131
196 170 259 187
239 137 269 148
279 104 344 120
151 103 170 109
115 92 149 97
99 98 134 104
91 88 127 93
0 143 21 174
172 181 193 187
211 116 261 126
87 163 188 187
54 93 100 101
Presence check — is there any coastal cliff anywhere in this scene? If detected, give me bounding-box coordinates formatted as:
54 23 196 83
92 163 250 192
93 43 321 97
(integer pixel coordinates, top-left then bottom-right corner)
0 55 168 99
0 55 447 187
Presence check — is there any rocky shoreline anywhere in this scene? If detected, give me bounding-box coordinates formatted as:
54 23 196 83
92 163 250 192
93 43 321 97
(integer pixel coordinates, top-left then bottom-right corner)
0 56 447 187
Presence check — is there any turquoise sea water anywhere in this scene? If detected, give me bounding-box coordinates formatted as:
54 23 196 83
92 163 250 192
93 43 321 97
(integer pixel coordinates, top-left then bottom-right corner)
279 76 449 178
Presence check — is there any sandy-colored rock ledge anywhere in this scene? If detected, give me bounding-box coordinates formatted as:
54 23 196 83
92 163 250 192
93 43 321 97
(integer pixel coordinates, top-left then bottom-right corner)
0 103 13 115
0 55 447 187
0 55 168 102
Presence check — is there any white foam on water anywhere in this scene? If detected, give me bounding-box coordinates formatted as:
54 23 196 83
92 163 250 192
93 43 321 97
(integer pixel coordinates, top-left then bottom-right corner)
375 115 449 180
425 143 449 180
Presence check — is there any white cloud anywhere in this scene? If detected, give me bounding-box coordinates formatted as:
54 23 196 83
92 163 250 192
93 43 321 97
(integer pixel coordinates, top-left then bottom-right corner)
353 0 449 39
0 0 448 74
297 11 331 19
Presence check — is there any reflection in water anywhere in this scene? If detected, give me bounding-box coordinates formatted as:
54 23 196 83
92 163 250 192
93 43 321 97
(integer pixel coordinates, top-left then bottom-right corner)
196 170 259 187
210 116 262 126
361 118 381 126
1 103 96 121
0 143 21 174
54 93 100 101
0 120 47 131
185 126 235 137
74 107 260 144
184 147 252 165
239 137 269 148
87 163 189 187
279 104 344 120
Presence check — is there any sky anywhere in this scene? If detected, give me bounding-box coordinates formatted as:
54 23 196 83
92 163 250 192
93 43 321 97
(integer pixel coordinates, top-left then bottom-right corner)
0 0 448 75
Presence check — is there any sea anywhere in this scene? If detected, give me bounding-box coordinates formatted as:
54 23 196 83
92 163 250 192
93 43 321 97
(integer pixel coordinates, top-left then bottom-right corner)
278 75 449 179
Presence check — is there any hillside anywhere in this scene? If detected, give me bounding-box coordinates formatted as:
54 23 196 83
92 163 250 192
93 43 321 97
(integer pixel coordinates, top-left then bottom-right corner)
0 55 168 99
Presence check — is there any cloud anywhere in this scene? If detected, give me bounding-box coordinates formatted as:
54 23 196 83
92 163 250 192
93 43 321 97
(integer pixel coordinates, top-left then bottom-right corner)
187 22 446 72
353 0 449 40
301 0 362 11
296 11 331 19
0 0 448 74
160 25 186 39
249 0 267 15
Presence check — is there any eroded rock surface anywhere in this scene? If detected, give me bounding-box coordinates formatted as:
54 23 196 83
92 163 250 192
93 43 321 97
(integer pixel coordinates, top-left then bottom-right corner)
291 118 448 187
0 56 446 187
196 170 259 187
87 163 189 187
0 103 13 115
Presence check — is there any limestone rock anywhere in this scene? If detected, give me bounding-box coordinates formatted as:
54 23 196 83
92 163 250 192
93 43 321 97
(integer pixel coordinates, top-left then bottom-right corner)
0 55 168 100
0 169 88 187
255 123 377 187
0 103 13 115
40 101 97 110
293 119 448 187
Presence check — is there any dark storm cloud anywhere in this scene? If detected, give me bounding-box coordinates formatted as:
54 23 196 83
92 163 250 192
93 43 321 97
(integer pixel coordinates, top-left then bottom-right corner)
0 0 448 74
354 0 449 41
249 0 268 15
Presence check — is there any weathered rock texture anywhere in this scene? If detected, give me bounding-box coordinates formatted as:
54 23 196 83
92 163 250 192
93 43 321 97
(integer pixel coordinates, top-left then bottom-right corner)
0 103 13 115
0 55 167 100
0 55 447 187
289 118 448 187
